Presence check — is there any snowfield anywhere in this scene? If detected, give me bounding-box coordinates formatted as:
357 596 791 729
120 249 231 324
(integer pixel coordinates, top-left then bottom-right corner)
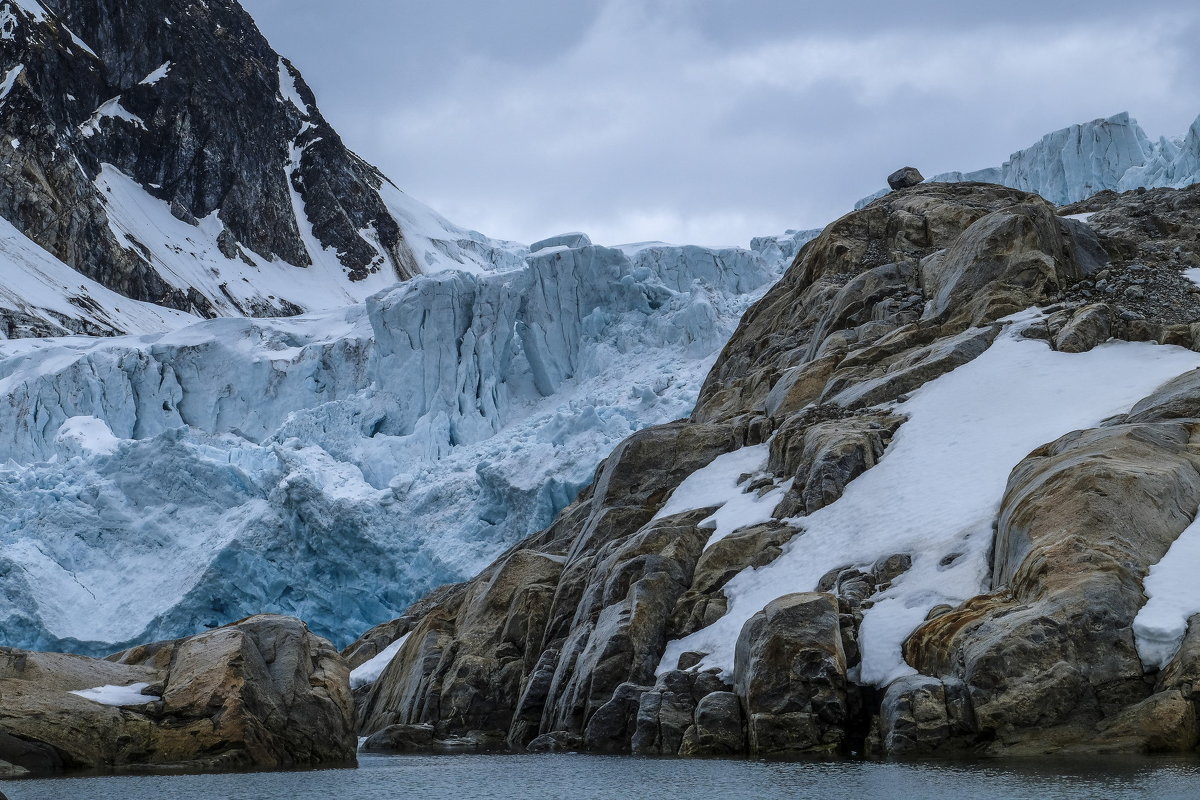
658 314 1200 685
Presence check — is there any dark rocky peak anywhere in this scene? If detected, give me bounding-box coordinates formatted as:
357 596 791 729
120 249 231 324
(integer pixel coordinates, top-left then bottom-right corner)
0 0 421 327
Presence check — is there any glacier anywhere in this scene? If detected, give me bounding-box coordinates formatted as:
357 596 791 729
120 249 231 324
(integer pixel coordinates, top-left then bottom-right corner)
0 227 819 654
858 111 1200 209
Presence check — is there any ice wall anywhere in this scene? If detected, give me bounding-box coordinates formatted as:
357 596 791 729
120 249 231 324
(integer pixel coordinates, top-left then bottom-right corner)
857 112 1200 209
0 230 803 654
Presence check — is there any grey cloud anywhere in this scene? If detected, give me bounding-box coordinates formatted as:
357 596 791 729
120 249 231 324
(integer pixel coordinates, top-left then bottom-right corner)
241 0 1200 247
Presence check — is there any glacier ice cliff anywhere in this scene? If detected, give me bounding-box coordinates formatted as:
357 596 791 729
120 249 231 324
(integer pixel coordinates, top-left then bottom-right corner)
0 229 818 654
858 112 1200 209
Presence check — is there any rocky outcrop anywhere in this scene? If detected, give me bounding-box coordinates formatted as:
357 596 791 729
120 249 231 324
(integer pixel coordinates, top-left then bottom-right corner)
734 593 849 756
690 183 1095 425
356 420 746 745
346 180 1194 758
0 615 355 776
888 167 924 190
891 416 1200 755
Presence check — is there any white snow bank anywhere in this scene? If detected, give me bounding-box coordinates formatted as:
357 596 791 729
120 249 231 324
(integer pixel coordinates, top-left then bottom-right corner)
55 416 121 456
139 61 171 85
69 682 159 706
652 444 790 548
0 212 196 336
1184 268 1200 290
349 632 410 689
1133 516 1200 670
660 314 1200 686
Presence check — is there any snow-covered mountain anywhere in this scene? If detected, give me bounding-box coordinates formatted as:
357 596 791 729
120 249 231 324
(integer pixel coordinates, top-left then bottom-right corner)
858 111 1200 208
0 0 522 338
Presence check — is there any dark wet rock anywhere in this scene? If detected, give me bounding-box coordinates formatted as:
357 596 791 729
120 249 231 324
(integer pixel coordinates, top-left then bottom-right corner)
583 682 650 753
878 675 975 755
888 167 925 190
734 593 849 755
679 691 745 756
526 731 583 753
362 724 437 753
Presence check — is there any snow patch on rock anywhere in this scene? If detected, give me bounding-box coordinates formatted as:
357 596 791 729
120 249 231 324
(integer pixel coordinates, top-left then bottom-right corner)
659 315 1200 686
70 682 159 706
1134 516 1200 670
350 633 410 689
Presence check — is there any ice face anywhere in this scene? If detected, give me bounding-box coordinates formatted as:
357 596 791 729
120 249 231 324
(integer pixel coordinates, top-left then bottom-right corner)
857 112 1200 209
0 230 797 654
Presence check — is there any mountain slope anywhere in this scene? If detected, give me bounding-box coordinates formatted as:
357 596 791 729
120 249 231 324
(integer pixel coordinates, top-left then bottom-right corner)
0 0 522 336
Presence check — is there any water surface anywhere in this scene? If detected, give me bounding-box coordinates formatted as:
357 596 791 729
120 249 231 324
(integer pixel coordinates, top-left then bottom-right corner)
7 753 1200 799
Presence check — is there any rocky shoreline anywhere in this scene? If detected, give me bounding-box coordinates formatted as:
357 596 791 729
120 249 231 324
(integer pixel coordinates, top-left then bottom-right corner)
0 616 355 778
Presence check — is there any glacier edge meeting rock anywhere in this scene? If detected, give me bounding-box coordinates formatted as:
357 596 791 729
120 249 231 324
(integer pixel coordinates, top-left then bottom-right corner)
0 228 813 655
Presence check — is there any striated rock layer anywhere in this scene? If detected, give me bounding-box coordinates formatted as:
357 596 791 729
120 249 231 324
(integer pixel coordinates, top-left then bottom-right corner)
347 181 1200 758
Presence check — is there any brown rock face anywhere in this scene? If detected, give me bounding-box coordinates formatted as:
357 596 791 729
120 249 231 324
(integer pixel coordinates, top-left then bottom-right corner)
899 420 1200 755
356 420 745 746
921 202 1100 326
347 181 1200 760
0 615 355 776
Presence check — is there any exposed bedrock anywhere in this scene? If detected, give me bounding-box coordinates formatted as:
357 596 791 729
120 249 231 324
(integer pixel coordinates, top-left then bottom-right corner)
349 182 1200 758
896 420 1200 755
0 615 355 777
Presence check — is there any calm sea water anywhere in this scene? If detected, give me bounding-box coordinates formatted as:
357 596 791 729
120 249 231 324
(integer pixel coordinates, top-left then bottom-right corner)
6 753 1200 800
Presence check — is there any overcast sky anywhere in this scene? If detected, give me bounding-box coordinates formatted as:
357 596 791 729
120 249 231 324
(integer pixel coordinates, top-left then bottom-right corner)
241 0 1200 248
